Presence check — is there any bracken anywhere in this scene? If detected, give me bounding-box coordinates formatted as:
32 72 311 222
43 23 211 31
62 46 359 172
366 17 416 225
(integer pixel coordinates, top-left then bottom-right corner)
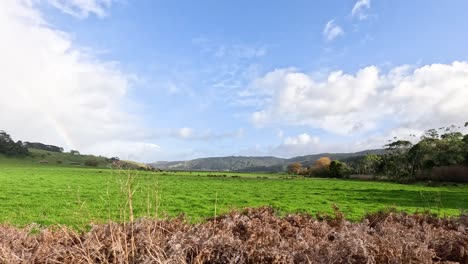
0 207 467 264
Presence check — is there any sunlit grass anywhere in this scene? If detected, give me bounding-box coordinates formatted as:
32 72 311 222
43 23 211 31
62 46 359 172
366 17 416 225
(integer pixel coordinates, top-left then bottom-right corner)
0 163 467 229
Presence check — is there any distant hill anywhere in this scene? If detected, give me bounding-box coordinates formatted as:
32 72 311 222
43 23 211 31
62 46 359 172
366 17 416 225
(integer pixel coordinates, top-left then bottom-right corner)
0 130 153 169
0 148 154 170
149 149 385 172
0 148 112 167
151 156 284 172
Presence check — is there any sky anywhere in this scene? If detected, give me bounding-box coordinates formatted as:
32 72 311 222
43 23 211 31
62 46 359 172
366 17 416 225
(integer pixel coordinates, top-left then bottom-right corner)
1 0 468 162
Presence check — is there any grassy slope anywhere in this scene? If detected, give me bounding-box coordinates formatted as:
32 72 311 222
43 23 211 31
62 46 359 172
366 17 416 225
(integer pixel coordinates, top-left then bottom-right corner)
0 148 111 167
0 163 467 229
0 149 151 170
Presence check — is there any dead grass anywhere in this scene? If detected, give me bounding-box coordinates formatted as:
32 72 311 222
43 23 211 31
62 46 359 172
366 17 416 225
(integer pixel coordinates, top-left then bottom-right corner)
0 207 467 263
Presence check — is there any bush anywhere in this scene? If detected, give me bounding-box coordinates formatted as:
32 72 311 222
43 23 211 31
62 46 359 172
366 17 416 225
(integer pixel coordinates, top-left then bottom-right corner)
308 168 333 178
56 160 62 164
84 159 99 167
0 207 467 263
396 177 416 184
417 166 468 183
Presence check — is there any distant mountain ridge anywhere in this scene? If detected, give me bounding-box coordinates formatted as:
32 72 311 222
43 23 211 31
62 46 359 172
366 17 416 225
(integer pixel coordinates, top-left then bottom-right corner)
149 149 385 172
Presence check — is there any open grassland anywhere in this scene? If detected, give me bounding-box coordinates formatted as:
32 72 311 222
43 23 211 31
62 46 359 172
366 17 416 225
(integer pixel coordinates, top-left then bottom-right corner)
0 163 467 229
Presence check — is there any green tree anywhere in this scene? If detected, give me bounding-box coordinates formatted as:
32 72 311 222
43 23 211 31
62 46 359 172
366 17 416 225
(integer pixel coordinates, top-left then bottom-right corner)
0 131 29 156
360 154 383 174
383 139 413 178
329 160 348 178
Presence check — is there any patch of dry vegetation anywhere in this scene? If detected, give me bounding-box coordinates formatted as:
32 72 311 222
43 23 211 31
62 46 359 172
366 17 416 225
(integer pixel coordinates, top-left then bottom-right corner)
0 207 467 263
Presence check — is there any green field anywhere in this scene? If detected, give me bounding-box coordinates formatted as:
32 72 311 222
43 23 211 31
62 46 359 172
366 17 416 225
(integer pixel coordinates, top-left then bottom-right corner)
0 162 467 229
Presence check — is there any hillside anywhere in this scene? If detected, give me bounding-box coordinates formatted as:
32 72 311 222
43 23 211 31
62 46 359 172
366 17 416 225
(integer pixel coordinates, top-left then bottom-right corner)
0 148 112 167
0 148 154 170
150 149 385 172
151 156 284 172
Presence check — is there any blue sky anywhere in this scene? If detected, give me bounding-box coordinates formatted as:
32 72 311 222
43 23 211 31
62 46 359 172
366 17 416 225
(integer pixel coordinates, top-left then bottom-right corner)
1 0 468 162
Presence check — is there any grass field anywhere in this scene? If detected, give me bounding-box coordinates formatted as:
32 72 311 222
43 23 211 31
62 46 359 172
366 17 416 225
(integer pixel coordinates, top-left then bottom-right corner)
0 162 467 229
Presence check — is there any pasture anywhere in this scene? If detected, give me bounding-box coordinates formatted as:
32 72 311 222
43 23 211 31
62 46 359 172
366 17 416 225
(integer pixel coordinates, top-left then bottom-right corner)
0 163 467 229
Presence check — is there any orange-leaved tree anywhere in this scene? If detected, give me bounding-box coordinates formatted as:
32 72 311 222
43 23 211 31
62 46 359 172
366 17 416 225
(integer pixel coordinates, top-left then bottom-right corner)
287 162 303 174
314 157 331 170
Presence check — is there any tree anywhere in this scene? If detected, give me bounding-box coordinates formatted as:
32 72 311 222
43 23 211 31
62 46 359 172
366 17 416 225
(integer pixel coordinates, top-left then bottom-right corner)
287 162 302 174
23 142 63 152
308 157 332 177
70 150 80 155
314 157 331 170
358 154 383 175
0 131 29 156
383 139 413 178
435 130 465 166
464 134 468 165
383 124 468 181
329 160 348 178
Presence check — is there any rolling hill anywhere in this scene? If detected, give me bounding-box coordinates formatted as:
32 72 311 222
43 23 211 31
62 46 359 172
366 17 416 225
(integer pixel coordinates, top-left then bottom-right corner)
150 149 385 172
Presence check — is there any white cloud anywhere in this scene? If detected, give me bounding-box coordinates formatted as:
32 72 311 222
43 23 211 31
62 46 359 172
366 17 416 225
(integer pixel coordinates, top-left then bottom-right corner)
86 141 161 162
45 0 114 18
323 20 344 41
269 133 324 157
283 133 319 146
248 61 468 136
178 127 194 139
352 127 424 151
351 0 371 20
0 0 155 160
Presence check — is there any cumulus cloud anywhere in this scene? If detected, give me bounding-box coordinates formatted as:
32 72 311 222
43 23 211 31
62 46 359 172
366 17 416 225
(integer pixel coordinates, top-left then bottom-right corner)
267 133 325 157
323 20 344 41
351 0 371 20
247 61 468 137
46 0 114 18
0 0 160 161
283 133 319 146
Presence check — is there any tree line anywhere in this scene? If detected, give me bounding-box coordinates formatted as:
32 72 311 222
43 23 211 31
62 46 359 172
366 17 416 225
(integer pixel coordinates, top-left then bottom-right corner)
23 142 64 153
0 131 29 156
287 123 468 183
0 130 64 156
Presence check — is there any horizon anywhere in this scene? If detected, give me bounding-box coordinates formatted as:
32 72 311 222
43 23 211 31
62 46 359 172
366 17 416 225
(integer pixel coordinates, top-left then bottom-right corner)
2 0 468 162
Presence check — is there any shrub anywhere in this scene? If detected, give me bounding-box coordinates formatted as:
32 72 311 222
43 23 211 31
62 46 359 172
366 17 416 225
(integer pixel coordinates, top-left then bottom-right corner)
0 207 466 263
417 166 468 183
84 159 99 167
396 177 416 184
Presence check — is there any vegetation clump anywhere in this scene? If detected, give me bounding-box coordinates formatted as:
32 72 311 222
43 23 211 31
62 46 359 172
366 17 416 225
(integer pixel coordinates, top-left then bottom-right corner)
23 142 63 153
0 207 466 263
84 159 99 167
0 131 29 156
